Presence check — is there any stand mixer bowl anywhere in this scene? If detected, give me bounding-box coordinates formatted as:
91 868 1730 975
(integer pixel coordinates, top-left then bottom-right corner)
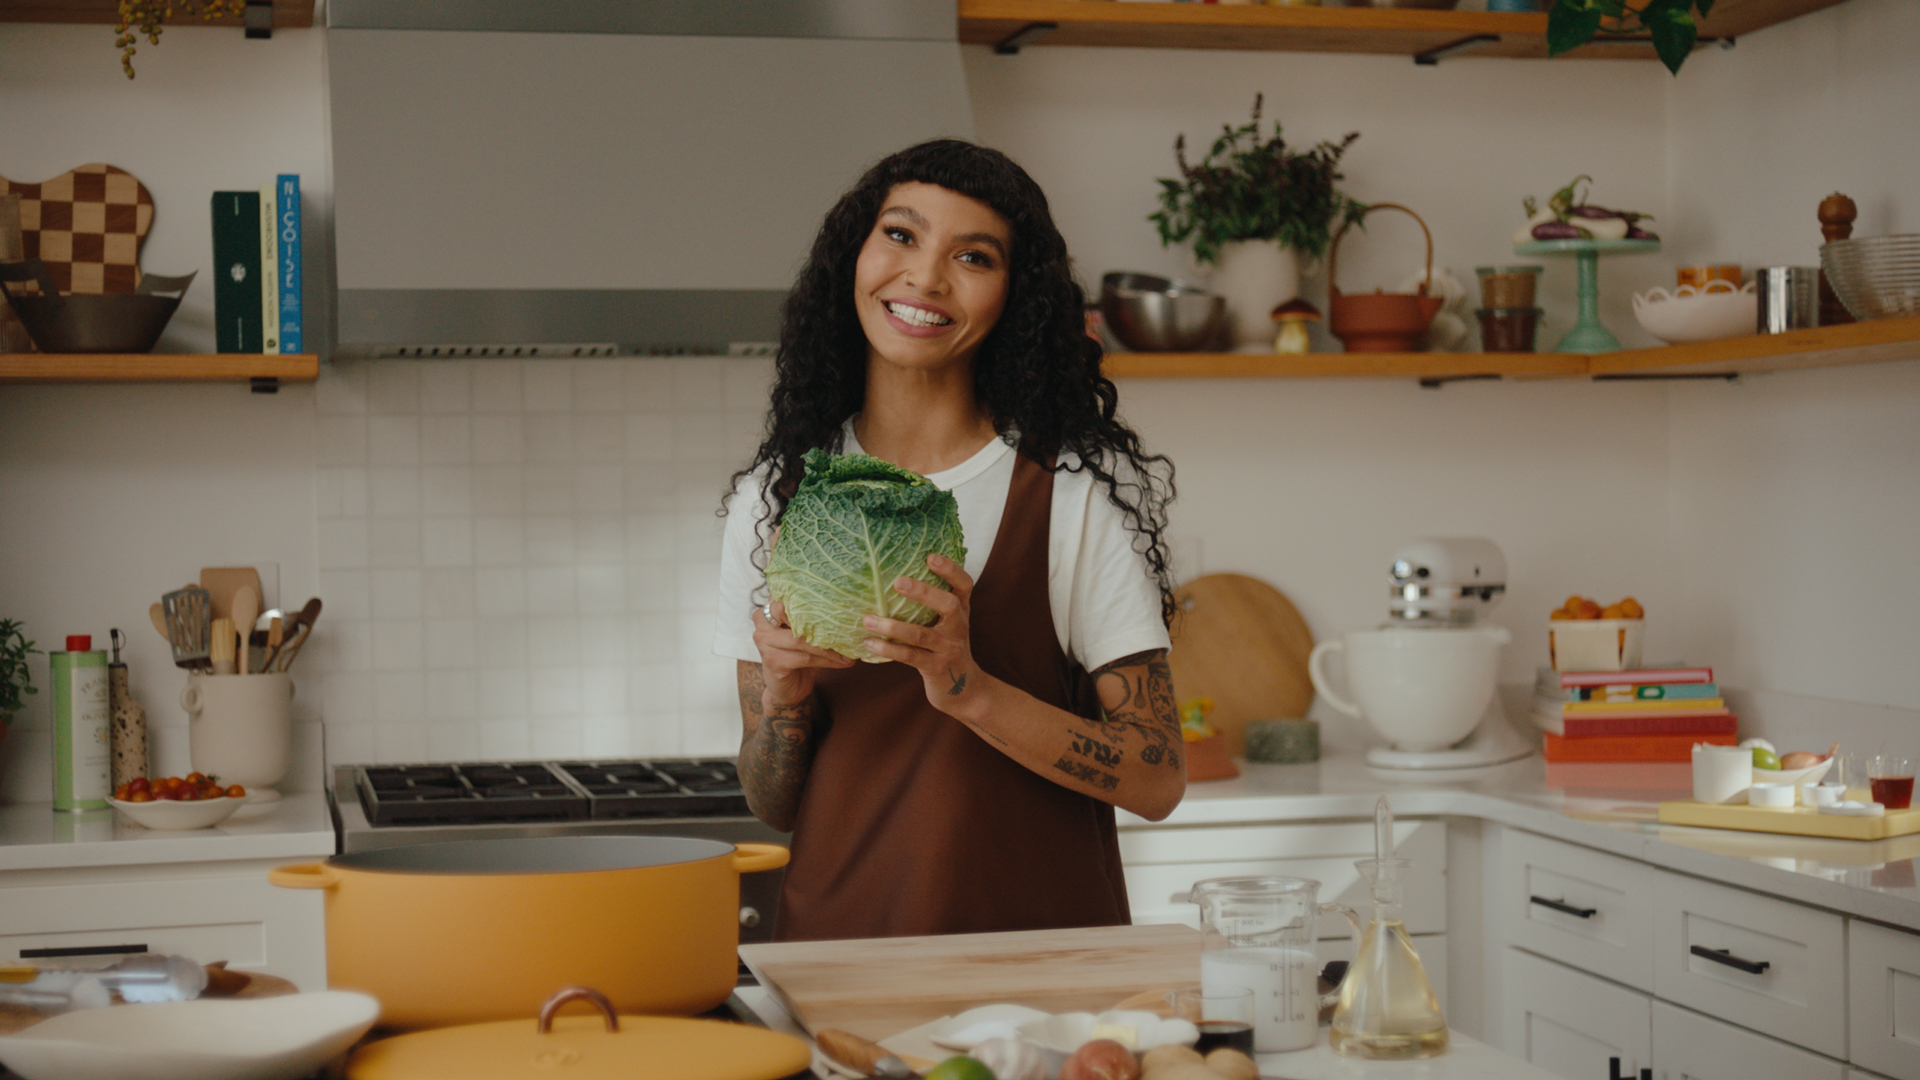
1309 625 1510 752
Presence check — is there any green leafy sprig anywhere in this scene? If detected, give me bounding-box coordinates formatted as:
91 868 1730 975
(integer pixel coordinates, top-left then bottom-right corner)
1547 0 1718 76
0 620 39 718
1150 94 1365 267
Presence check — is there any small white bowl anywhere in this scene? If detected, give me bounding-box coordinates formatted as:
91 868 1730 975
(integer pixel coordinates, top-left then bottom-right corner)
1748 782 1795 809
0 991 379 1080
1017 1010 1199 1075
1803 783 1845 807
1632 280 1759 344
107 795 241 831
1751 757 1834 787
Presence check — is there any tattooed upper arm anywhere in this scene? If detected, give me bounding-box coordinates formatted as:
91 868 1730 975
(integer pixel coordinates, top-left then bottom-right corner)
1089 650 1181 769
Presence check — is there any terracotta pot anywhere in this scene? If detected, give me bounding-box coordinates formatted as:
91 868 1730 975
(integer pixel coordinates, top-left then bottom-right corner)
270 836 789 1031
1326 203 1444 353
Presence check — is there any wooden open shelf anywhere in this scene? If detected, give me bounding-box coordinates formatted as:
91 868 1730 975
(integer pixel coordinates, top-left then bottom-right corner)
0 352 319 385
0 0 312 28
1101 316 1920 381
959 0 1847 61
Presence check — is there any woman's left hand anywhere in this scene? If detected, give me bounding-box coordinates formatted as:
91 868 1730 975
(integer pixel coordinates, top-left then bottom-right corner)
860 553 987 713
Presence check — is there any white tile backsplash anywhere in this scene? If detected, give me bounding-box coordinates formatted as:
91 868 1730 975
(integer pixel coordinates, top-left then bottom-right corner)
293 357 774 762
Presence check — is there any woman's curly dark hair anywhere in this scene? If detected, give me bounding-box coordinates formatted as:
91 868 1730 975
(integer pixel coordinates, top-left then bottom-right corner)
724 138 1177 626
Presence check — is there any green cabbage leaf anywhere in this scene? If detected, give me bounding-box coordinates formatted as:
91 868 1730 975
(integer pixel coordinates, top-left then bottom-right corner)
766 449 967 662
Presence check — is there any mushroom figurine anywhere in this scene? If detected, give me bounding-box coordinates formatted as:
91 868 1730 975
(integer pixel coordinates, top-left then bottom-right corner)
1272 298 1320 354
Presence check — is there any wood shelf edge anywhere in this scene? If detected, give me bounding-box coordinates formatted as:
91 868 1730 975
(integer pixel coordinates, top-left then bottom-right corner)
0 0 313 28
0 353 319 384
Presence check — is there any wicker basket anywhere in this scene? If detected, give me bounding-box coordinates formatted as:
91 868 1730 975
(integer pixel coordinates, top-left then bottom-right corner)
1820 234 1920 320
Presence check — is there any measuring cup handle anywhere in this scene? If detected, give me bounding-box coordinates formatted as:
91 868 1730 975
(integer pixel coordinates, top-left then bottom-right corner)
1317 901 1364 1008
1308 640 1361 718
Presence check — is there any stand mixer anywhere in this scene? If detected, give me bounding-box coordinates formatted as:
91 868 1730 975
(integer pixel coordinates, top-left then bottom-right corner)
1309 538 1534 770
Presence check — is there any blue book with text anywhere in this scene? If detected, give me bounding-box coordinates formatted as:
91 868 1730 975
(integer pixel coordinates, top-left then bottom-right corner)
275 174 302 355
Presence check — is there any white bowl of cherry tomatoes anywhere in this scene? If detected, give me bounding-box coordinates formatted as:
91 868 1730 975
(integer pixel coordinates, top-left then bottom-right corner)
108 774 248 831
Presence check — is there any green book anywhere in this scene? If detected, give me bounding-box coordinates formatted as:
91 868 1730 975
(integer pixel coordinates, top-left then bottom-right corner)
211 190 263 353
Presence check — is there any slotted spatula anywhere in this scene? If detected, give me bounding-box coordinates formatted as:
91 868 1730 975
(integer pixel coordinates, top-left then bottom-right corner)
160 585 212 671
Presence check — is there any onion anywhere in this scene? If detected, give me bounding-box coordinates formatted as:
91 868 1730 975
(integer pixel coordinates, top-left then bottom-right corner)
1779 741 1840 771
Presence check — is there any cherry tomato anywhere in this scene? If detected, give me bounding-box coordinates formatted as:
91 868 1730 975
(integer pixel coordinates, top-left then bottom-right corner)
128 776 150 795
186 772 206 784
128 790 153 803
226 784 246 798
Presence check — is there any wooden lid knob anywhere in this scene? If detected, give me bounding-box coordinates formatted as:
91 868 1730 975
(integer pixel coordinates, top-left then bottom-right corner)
1819 192 1857 242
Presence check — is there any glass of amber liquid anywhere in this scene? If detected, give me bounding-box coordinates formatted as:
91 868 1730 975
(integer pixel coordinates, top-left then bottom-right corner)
1869 755 1915 810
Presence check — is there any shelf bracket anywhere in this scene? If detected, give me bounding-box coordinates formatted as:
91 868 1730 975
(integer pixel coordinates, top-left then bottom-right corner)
244 0 273 39
1414 35 1500 66
994 22 1057 55
251 376 281 394
1418 373 1500 389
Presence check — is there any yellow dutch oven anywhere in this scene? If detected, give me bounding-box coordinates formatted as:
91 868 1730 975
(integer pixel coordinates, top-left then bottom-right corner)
270 836 788 1031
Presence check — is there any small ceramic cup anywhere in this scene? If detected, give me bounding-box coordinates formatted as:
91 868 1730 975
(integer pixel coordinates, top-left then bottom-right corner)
1803 783 1846 807
1748 782 1795 809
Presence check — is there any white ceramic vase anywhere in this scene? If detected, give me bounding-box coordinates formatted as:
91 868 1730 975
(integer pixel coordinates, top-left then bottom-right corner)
1204 241 1302 351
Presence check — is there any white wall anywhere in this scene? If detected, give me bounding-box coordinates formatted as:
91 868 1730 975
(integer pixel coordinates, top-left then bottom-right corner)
1 3 1915 802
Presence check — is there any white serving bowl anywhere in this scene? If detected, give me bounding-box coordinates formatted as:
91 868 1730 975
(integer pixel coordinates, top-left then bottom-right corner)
1632 280 1758 344
0 991 379 1080
107 795 241 831
1017 1010 1199 1074
1751 757 1834 787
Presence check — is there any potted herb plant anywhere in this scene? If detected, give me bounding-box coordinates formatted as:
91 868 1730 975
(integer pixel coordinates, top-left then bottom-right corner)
1150 95 1364 349
0 619 38 751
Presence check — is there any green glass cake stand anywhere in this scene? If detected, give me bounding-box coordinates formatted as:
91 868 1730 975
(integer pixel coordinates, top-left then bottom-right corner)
1515 237 1661 353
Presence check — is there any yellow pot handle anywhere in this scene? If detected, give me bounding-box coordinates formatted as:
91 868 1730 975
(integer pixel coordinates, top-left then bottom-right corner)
268 862 343 889
732 843 790 874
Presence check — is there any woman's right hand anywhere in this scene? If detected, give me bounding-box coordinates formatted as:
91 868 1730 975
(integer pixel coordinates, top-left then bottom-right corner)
753 599 855 706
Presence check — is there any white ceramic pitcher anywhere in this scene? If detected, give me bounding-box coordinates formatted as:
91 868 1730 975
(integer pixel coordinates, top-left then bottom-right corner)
1309 626 1510 752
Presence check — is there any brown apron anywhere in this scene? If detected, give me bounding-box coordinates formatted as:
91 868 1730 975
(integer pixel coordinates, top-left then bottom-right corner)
773 451 1131 941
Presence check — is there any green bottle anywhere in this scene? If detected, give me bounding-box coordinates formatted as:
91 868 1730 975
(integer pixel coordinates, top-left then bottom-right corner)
52 634 110 811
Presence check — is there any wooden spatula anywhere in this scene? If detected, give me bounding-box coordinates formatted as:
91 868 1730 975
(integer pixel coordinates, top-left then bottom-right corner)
231 585 259 675
199 566 262 624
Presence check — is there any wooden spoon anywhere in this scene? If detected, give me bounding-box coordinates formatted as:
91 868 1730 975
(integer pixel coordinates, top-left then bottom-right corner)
231 585 259 676
275 597 322 673
149 602 171 644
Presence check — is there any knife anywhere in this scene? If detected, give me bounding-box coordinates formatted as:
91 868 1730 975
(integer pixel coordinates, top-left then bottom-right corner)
815 1028 933 1078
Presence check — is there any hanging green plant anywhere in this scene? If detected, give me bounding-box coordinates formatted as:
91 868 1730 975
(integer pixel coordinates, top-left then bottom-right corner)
1150 94 1365 268
114 0 247 79
1547 0 1717 76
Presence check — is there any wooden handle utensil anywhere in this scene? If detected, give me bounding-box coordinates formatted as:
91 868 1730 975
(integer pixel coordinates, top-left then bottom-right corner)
815 1029 931 1077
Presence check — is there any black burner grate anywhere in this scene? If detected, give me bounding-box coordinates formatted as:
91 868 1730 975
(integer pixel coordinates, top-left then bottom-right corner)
354 758 749 826
557 759 748 819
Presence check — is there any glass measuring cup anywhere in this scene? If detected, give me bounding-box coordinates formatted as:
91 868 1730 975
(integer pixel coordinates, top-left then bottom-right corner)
1188 876 1361 1052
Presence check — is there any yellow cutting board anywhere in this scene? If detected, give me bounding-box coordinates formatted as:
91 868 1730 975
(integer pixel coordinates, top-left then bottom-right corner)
1167 573 1315 757
739 923 1202 1042
1658 800 1920 841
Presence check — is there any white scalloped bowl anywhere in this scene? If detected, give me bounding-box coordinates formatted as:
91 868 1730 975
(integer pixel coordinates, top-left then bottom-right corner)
1632 280 1758 344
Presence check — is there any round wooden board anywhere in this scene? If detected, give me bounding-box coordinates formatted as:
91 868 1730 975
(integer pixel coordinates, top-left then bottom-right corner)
0 969 295 1035
1167 573 1315 758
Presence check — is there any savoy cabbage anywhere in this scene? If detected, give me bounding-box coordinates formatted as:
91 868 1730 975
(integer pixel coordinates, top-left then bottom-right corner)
766 449 967 662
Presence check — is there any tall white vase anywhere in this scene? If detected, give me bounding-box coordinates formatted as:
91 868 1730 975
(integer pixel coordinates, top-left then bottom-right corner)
1205 241 1302 351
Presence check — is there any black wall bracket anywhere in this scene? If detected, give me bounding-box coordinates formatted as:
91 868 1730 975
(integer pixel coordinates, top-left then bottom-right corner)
245 1 273 39
995 22 1058 54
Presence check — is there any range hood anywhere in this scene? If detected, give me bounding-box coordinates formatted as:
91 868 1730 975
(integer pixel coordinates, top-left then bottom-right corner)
325 1 975 359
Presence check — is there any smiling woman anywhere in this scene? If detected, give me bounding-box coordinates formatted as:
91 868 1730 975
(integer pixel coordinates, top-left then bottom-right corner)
712 139 1183 942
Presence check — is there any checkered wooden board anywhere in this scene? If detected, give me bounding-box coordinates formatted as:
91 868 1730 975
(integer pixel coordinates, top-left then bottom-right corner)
0 163 154 295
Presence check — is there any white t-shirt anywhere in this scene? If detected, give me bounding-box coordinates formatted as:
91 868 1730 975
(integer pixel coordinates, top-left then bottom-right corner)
713 425 1170 674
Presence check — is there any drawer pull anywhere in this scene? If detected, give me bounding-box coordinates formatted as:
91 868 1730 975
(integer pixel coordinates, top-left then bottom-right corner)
1529 895 1597 919
1690 945 1770 975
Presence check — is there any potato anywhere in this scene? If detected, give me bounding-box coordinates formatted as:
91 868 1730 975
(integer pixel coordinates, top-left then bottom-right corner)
1059 1039 1141 1080
1139 1044 1205 1075
1139 1064 1219 1080
1202 1048 1257 1080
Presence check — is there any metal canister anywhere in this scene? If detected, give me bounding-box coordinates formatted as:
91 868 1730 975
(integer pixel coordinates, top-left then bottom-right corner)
51 634 110 811
1756 266 1820 333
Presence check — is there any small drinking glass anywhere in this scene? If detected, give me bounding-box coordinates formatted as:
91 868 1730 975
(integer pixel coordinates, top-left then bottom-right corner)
1868 755 1915 811
1168 984 1255 1056
1836 752 1875 802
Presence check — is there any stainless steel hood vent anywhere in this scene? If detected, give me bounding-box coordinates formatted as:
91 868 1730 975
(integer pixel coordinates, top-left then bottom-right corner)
325 1 975 360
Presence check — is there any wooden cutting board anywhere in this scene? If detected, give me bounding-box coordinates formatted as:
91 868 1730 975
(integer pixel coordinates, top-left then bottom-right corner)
1168 573 1315 757
739 923 1201 1042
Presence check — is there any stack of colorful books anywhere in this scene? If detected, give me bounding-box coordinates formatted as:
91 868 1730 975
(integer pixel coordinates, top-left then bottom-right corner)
1532 665 1737 762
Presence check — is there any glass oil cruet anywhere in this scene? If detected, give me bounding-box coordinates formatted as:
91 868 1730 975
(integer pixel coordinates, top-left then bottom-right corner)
1330 795 1449 1059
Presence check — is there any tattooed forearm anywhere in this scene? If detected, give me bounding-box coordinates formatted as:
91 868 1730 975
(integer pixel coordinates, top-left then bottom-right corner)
1052 755 1121 791
736 661 821 832
1092 651 1182 770
1068 732 1122 767
947 669 968 696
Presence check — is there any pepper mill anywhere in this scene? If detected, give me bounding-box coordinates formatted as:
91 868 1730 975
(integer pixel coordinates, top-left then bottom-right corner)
107 628 149 789
1818 192 1857 327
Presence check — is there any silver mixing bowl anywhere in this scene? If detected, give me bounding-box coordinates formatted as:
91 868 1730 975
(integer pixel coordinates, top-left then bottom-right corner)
1100 272 1227 352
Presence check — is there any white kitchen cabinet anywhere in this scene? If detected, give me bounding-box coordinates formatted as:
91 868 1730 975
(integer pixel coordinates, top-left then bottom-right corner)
1651 870 1847 1059
1851 919 1920 1080
1502 830 1657 993
0 859 326 990
1501 946 1651 1080
1118 817 1445 937
1651 999 1847 1080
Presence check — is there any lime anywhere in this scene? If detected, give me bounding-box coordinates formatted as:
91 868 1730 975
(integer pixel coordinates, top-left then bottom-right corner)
1752 747 1781 770
926 1056 995 1080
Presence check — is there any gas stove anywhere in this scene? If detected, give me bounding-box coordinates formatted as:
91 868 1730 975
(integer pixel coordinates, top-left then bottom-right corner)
328 758 787 946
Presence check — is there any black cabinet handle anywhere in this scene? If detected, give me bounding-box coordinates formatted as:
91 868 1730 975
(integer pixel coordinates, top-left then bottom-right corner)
1691 945 1770 974
1530 895 1597 919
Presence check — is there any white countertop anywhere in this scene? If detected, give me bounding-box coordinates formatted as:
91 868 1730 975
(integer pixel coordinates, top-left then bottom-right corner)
1131 751 1920 931
0 792 335 871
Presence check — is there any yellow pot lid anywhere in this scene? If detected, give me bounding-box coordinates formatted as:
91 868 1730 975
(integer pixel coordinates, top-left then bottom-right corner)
347 1013 812 1080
